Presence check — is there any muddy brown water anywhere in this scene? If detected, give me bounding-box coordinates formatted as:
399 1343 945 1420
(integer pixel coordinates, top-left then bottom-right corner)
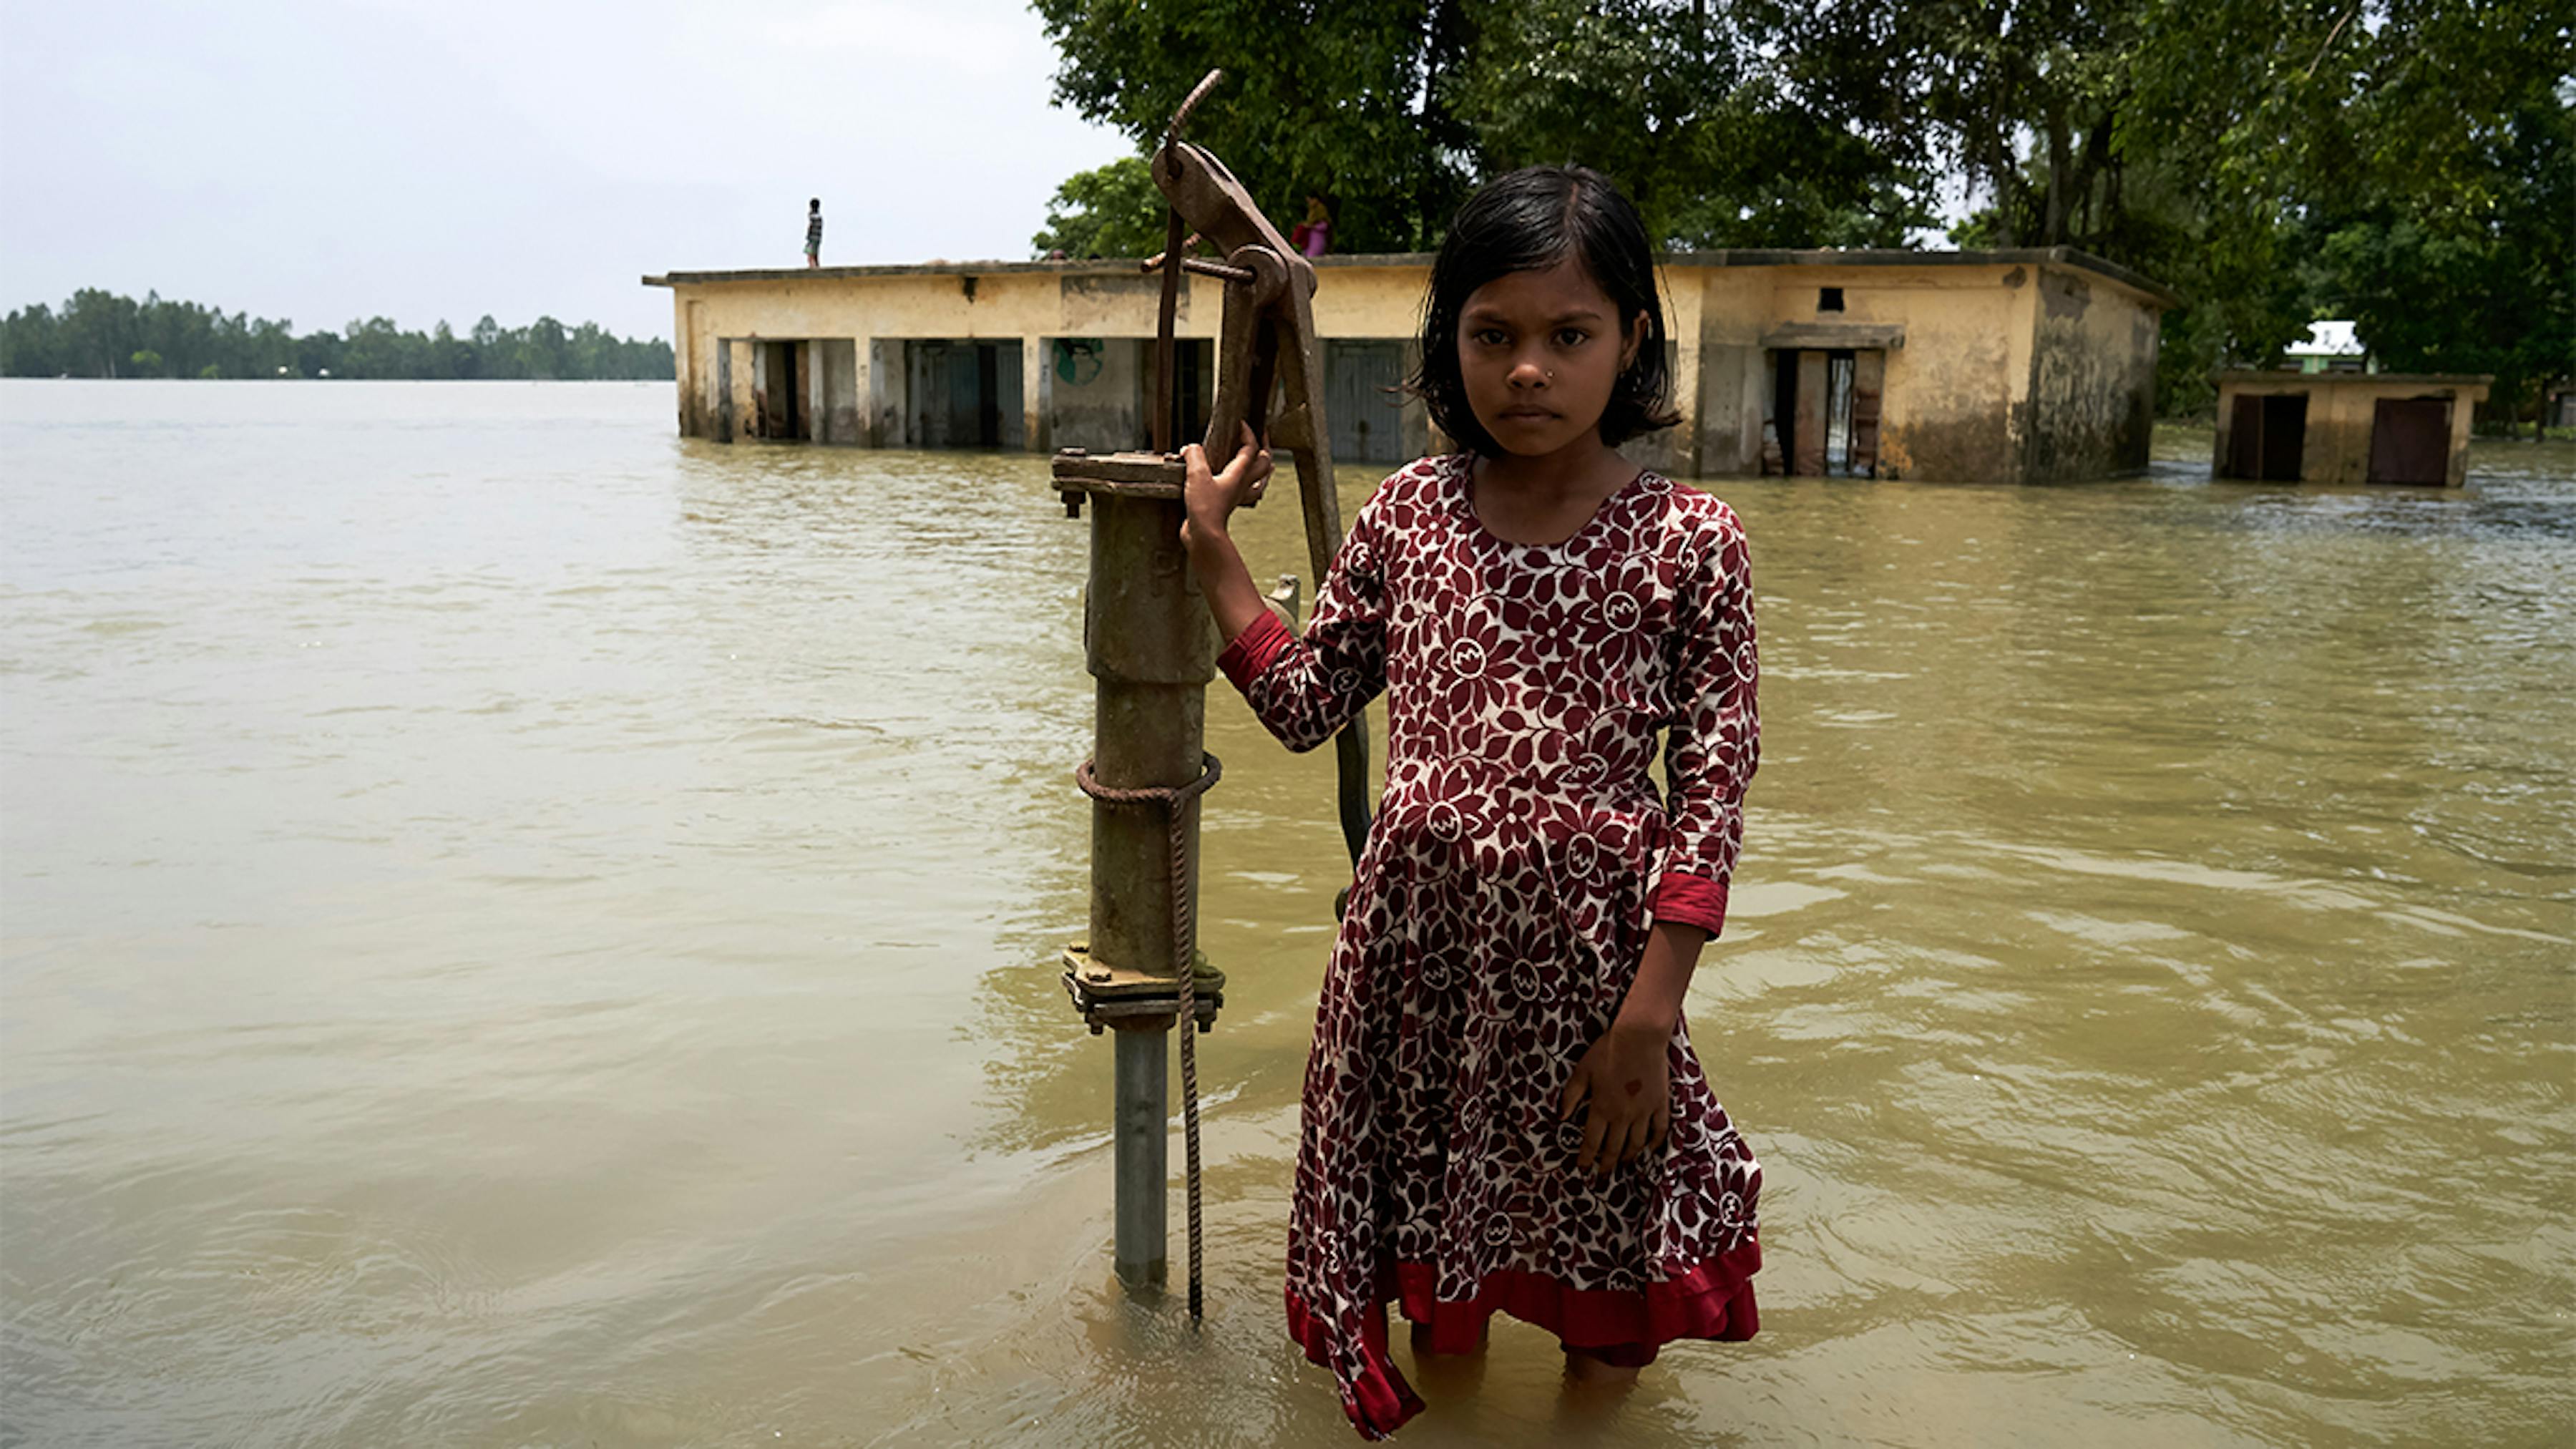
3 381 2570 1446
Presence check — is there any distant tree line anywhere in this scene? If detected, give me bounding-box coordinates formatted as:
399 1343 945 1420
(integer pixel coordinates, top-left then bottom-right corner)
0 289 675 381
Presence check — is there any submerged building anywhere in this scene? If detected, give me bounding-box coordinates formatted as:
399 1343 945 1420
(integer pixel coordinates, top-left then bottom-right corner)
2212 371 2489 487
645 247 2175 484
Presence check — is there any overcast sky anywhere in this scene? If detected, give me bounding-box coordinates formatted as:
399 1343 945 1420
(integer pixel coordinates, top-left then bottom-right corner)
0 0 1131 341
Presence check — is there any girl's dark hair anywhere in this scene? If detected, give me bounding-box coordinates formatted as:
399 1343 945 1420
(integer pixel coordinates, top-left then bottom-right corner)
1407 165 1679 456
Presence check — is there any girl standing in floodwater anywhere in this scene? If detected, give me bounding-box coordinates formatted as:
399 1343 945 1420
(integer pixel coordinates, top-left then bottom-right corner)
1179 166 1763 1438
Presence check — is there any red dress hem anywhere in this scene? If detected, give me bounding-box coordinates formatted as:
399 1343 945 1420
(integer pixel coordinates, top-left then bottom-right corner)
1284 1239 1762 1439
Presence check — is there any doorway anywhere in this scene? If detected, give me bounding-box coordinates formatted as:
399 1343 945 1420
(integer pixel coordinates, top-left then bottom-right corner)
2226 394 2308 481
1767 348 1883 476
1325 341 1408 463
2366 398 2449 485
906 340 1025 449
753 341 804 440
1147 338 1213 450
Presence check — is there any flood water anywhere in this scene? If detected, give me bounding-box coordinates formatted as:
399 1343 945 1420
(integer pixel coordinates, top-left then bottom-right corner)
3 381 2570 1448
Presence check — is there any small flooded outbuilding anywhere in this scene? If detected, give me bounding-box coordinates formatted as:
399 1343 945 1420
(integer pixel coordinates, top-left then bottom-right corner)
2212 371 2490 487
645 247 2174 483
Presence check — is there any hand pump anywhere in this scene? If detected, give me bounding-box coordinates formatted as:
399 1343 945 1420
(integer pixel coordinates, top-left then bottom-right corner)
1050 70 1374 1318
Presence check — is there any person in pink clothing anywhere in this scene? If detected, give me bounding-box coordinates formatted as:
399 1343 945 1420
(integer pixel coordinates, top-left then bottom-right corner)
1291 193 1334 258
1179 165 1764 1439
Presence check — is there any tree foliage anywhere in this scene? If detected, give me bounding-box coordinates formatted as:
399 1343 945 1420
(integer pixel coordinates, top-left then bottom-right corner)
1032 0 2571 424
1033 0 1481 251
2290 11 2573 430
0 289 675 381
1953 0 2576 423
1460 0 1936 247
1030 0 1930 252
1032 156 1173 258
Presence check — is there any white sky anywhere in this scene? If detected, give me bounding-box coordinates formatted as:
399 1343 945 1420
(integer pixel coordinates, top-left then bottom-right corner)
0 0 1130 341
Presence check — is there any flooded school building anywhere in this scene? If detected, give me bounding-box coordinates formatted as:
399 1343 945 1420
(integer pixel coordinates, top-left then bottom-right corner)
645 248 2175 483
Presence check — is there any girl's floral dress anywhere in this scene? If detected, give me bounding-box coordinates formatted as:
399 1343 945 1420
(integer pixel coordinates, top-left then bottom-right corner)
1216 453 1765 1438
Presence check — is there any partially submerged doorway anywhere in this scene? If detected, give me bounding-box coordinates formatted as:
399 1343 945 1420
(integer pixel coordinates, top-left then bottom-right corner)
1147 338 1213 450
2225 394 2308 481
906 341 1025 449
753 341 804 440
1327 340 1409 464
2366 398 2450 485
1764 348 1883 476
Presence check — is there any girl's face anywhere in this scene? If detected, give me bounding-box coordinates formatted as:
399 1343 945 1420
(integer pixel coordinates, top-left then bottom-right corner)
1455 256 1646 461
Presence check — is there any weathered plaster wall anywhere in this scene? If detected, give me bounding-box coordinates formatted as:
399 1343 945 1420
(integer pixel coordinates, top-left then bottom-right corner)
816 338 861 443
1021 337 1050 452
1840 264 2025 482
671 297 708 438
2021 265 2161 482
1306 265 1438 469
680 269 1076 446
1062 273 1184 337
679 270 1058 343
1305 264 1428 341
1050 336 1146 453
1689 270 1772 477
868 338 905 446
726 338 754 444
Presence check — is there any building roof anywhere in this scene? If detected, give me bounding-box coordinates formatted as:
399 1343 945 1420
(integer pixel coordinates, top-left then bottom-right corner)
2215 371 2492 387
645 244 2177 308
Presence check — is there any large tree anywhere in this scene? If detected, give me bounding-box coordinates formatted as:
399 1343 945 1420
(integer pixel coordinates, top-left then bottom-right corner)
1031 156 1172 258
1032 0 2571 421
1456 0 1936 246
1031 0 1931 253
2293 3 2572 431
1032 0 1482 251
2077 0 2573 422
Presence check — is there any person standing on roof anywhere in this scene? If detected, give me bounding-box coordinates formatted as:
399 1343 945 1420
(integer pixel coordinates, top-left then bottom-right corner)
1291 194 1333 258
805 198 824 268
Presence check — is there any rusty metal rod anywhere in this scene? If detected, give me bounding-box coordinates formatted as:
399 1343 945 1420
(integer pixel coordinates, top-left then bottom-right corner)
1140 255 1257 284
1138 232 1201 270
1162 69 1224 177
1153 208 1184 454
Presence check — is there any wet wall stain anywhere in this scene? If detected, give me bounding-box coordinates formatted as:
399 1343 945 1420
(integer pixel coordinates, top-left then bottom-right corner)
2042 272 2092 318
2025 270 2155 482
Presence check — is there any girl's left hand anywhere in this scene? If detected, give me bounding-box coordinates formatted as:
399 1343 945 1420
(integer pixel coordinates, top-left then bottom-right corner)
1560 1017 1672 1176
1179 423 1273 539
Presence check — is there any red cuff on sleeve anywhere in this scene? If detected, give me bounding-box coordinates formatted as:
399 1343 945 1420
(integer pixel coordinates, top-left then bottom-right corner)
1651 873 1729 936
1217 610 1294 693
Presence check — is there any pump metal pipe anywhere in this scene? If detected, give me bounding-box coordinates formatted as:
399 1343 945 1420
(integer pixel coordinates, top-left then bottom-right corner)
1074 486 1216 1290
1111 1015 1171 1282
1050 68 1370 1304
